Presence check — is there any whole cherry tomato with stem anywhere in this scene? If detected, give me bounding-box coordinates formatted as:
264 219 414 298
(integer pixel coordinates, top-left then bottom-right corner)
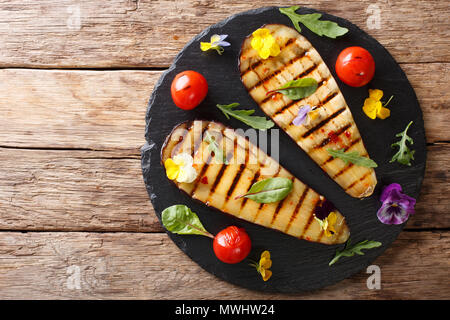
335 46 375 87
170 70 208 110
213 226 252 264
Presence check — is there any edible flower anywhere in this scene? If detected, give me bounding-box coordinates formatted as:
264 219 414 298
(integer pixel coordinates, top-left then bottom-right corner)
250 28 280 59
249 250 272 281
164 153 198 183
200 34 230 55
377 183 416 225
362 89 393 120
292 105 312 126
314 199 337 237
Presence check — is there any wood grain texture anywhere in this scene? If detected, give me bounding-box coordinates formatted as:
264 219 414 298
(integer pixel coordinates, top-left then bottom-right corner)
0 231 448 299
0 65 448 152
0 0 448 68
0 144 448 232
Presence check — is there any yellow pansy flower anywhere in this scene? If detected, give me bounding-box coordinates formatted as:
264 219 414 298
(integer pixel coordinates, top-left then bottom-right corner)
250 28 280 60
249 250 273 281
314 211 338 237
362 89 393 120
164 153 198 183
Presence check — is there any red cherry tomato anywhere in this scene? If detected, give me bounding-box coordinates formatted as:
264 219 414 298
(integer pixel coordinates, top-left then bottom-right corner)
213 226 251 264
335 47 375 87
170 70 208 110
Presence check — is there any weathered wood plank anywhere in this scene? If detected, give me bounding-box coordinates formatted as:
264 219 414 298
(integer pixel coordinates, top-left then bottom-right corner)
0 65 448 152
0 231 447 299
0 0 448 68
0 144 448 232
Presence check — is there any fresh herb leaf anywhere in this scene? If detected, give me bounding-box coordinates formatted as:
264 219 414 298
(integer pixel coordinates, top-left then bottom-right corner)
216 103 274 130
235 177 293 203
267 77 318 100
280 6 348 39
161 205 214 238
204 132 228 164
390 121 415 166
329 239 382 266
327 148 378 168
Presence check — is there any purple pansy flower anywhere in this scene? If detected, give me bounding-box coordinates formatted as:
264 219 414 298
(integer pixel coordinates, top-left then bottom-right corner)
376 183 416 225
292 105 312 126
314 199 335 220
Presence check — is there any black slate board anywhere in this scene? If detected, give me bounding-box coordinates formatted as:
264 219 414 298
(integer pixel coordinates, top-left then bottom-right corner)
141 6 426 293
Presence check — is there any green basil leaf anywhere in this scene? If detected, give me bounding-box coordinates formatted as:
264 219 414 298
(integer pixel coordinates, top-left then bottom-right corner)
216 103 274 130
280 6 348 39
269 77 318 100
236 177 293 203
390 121 415 166
329 239 382 266
327 148 378 168
161 205 213 238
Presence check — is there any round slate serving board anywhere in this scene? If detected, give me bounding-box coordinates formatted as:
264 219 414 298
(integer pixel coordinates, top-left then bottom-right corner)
141 6 426 293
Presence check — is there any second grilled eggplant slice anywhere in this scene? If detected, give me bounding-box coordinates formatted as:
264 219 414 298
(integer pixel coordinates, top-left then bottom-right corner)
239 24 377 198
161 120 350 245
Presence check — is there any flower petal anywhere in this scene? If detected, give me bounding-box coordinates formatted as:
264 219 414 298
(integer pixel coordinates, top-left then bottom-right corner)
380 183 403 202
259 47 271 60
260 257 272 269
292 105 311 126
210 34 221 43
269 42 280 57
377 106 391 119
200 42 212 51
262 269 272 281
261 250 270 259
377 203 409 225
164 158 180 180
176 166 197 183
369 89 383 101
251 36 263 51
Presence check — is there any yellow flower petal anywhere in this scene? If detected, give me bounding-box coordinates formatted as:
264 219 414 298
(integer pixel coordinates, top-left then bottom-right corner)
200 42 212 52
164 158 180 180
252 28 270 38
262 269 272 281
259 257 272 269
261 250 270 259
269 42 280 57
259 47 271 59
363 98 381 120
377 106 391 119
210 34 221 44
369 89 383 101
251 36 263 51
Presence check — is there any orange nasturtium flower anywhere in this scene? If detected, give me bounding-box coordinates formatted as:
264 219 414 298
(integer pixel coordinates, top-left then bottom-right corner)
362 89 393 120
250 28 280 60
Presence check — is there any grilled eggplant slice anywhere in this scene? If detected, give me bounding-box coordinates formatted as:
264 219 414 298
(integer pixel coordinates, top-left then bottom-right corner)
161 120 350 245
239 24 377 198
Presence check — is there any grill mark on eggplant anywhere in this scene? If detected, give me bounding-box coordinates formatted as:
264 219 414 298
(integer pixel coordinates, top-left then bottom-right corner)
299 197 322 239
333 163 354 179
240 37 298 76
345 171 371 191
248 51 310 93
315 123 352 149
171 121 193 155
285 187 309 233
225 140 248 200
301 107 346 139
192 123 210 157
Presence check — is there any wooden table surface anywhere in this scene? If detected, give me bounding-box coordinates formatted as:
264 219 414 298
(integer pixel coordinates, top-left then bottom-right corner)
0 0 448 300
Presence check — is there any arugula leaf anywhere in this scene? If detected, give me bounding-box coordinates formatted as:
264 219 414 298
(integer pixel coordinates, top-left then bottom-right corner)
161 205 214 238
390 121 415 166
204 132 228 164
267 77 318 100
280 6 348 39
235 177 293 203
327 149 378 168
216 103 274 130
329 239 382 266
